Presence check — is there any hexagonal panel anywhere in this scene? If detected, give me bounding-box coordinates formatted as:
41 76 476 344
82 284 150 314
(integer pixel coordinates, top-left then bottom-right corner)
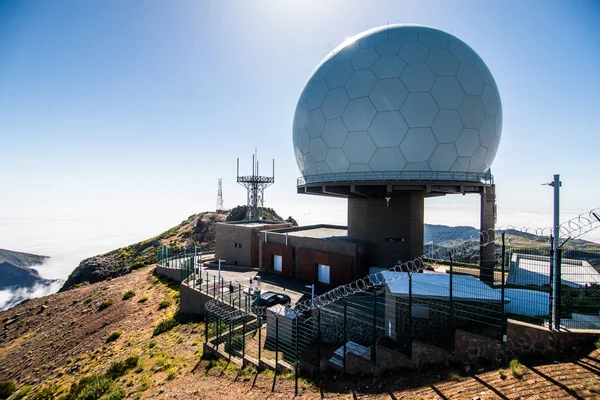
486 136 500 168
459 95 485 129
432 110 463 143
342 131 376 163
334 42 359 62
342 98 377 131
401 93 439 127
450 156 470 171
448 40 475 65
418 30 449 49
347 163 372 172
322 118 348 148
351 48 379 70
429 143 458 171
296 128 311 154
456 63 483 95
311 58 335 82
315 161 332 174
294 147 305 171
326 61 353 89
496 105 503 137
469 146 488 172
303 153 317 175
369 78 409 111
400 128 437 162
345 70 378 99
372 55 406 79
297 81 313 105
426 49 459 76
294 102 309 130
306 80 328 110
376 40 401 56
322 87 349 119
326 148 350 173
368 111 408 147
369 147 407 171
479 116 496 147
399 41 429 63
360 30 388 48
309 137 328 162
475 55 495 85
305 108 326 138
403 161 431 171
431 76 465 110
400 63 436 92
389 28 419 44
455 129 480 157
481 84 499 117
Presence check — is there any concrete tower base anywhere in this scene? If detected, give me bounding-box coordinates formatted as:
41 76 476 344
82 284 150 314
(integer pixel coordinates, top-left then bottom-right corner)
348 191 424 268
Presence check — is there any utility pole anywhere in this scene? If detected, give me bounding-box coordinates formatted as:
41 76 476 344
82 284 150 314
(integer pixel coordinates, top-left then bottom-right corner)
544 174 561 329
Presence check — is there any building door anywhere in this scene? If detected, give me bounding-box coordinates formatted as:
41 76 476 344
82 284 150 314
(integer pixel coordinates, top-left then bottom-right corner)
317 264 330 284
273 255 283 272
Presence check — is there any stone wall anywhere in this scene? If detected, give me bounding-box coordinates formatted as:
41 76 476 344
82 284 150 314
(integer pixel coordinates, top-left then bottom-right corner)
154 265 182 282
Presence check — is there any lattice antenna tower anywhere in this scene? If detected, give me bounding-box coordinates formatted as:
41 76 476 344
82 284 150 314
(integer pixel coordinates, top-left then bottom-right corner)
237 150 274 221
216 178 224 212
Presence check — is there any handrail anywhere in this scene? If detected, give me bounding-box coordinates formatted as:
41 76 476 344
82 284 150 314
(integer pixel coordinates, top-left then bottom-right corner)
297 171 493 186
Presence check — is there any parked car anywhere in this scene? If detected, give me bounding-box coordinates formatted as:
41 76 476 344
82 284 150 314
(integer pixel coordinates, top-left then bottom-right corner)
258 291 291 308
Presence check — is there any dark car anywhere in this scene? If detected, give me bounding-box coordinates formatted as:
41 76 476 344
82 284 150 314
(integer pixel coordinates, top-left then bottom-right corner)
258 291 291 308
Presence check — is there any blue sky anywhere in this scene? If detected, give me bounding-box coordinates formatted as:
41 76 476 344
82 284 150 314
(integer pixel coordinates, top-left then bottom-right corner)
1 0 599 259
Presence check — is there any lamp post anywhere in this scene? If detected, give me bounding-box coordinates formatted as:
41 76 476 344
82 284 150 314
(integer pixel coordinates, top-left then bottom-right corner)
543 174 561 329
305 284 315 302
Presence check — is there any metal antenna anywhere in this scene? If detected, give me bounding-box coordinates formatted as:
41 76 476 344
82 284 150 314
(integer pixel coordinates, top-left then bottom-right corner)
216 178 224 212
237 150 275 221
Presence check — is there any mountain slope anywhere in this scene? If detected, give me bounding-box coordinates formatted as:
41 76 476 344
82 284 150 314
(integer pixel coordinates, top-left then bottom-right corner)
0 249 51 290
61 207 285 291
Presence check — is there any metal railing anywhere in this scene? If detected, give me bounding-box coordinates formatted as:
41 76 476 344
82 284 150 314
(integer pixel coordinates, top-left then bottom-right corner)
297 170 494 186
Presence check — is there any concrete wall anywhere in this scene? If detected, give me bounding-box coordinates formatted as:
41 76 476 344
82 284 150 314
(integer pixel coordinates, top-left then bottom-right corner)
155 265 182 282
348 191 424 268
480 184 496 283
179 283 213 316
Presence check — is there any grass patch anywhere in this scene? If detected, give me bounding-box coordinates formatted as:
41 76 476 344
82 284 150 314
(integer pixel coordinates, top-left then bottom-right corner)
106 330 122 343
29 385 59 400
595 337 600 349
84 297 93 304
148 341 157 349
498 368 507 380
0 381 16 398
106 356 139 379
102 389 126 400
204 359 218 372
510 358 525 379
447 369 462 382
166 368 178 381
62 374 111 400
153 317 178 337
98 299 114 311
152 358 173 372
138 296 148 303
158 300 171 310
122 290 136 300
11 385 32 400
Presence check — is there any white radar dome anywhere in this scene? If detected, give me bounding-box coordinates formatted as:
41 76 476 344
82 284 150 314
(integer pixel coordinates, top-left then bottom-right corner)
292 25 502 180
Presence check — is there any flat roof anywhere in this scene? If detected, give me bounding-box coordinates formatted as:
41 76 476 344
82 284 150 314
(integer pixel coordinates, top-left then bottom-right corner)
507 253 600 288
219 220 288 228
287 227 348 239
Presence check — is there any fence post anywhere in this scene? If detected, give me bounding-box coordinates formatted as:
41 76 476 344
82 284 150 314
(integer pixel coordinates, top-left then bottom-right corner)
216 317 220 351
273 316 279 392
295 311 299 397
343 298 347 374
408 272 413 359
549 237 554 330
213 276 216 298
206 271 209 294
242 318 246 359
317 308 321 375
258 312 262 363
555 248 562 331
205 315 209 344
372 287 377 366
501 233 506 341
449 255 454 351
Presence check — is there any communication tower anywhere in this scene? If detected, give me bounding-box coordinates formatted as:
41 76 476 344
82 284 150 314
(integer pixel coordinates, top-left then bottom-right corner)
237 151 274 221
216 178 224 212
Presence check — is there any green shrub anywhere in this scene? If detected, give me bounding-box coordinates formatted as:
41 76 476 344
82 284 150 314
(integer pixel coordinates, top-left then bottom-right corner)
102 388 126 400
105 356 139 380
148 341 157 349
106 330 122 343
152 317 178 337
98 299 114 311
84 297 93 304
122 290 136 300
498 368 507 380
30 386 59 400
158 300 171 310
595 337 600 349
510 358 524 378
138 296 148 303
62 374 111 400
11 385 32 400
0 381 16 398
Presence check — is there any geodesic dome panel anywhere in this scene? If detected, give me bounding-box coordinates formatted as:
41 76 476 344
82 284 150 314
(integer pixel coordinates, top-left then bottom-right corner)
292 25 502 179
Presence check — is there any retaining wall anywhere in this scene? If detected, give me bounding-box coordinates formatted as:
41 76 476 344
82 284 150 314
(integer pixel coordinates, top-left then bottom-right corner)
154 265 182 282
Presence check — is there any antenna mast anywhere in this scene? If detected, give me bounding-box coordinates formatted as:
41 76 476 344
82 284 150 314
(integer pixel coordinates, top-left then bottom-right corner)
216 178 224 212
236 151 275 221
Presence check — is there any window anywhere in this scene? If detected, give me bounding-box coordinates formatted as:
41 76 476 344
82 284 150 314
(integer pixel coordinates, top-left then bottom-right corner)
317 264 330 284
273 255 283 272
411 304 430 319
233 242 243 248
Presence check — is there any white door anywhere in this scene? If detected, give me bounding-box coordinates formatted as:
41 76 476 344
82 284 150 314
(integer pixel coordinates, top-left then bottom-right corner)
317 264 330 284
273 255 283 272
